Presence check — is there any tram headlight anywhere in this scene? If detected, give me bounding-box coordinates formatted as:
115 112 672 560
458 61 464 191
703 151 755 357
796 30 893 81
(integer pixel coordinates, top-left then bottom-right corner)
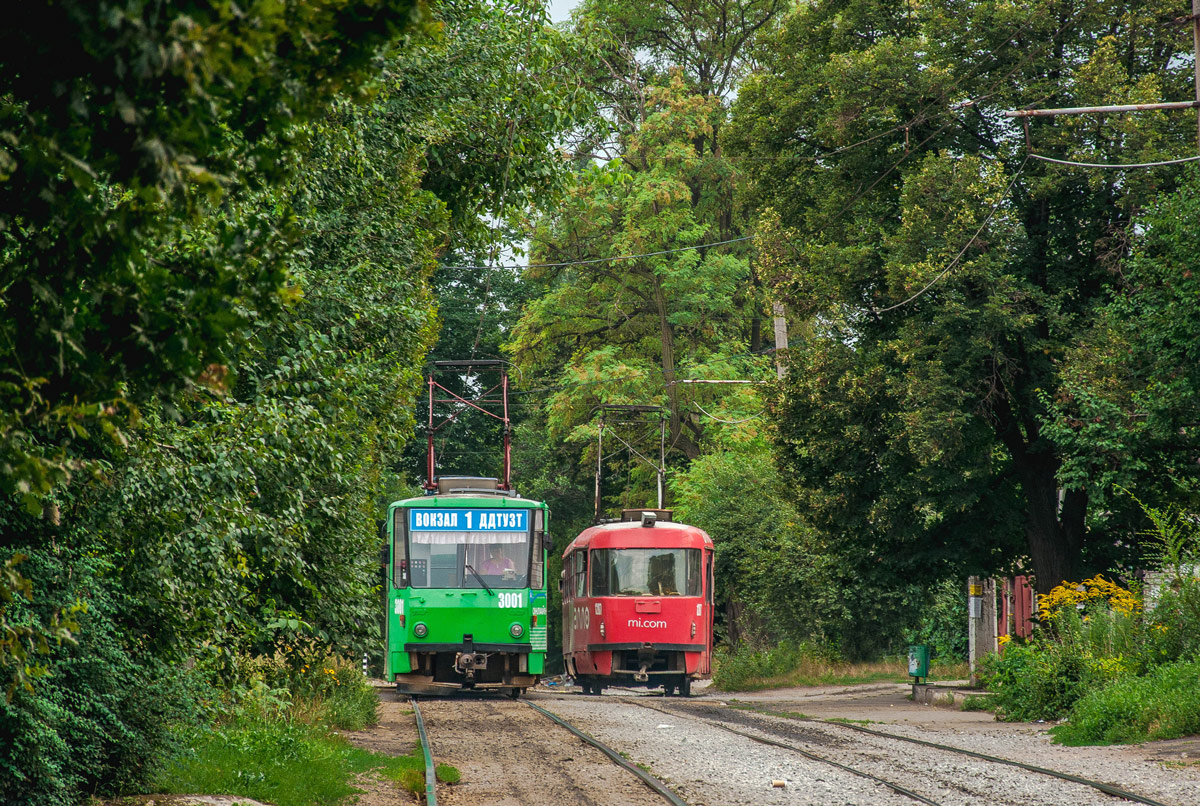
599 621 605 638
413 622 428 638
510 623 524 638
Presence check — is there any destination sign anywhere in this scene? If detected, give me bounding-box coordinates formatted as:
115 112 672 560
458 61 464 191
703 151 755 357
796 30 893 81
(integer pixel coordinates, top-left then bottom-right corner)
408 508 528 532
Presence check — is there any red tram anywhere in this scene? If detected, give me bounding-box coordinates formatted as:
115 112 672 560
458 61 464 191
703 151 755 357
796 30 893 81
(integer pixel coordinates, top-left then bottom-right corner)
561 510 714 695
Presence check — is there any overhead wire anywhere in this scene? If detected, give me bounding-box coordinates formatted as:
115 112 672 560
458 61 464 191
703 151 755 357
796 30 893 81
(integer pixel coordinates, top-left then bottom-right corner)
874 155 1031 314
1028 152 1200 169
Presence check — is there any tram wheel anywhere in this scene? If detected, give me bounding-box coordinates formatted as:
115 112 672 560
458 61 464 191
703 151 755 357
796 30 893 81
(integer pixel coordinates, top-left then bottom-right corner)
663 684 676 696
678 676 691 697
508 687 522 699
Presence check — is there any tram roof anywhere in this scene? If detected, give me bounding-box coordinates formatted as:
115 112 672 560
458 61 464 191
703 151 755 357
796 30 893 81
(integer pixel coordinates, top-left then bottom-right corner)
565 520 713 553
391 494 548 509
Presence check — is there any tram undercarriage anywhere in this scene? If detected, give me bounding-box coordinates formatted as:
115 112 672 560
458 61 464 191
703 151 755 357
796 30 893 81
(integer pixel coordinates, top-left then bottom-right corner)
394 647 537 696
572 648 695 695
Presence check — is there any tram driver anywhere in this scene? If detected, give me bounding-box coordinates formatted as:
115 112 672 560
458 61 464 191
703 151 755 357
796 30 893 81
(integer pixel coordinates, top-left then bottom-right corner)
481 543 516 577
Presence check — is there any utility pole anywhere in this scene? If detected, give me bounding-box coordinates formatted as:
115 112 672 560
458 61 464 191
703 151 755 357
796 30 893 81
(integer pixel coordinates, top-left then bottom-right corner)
1193 0 1200 152
772 301 789 379
1005 3 1200 158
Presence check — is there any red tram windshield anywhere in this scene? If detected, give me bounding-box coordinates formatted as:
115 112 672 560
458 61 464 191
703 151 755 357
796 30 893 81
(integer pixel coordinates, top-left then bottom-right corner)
590 548 701 596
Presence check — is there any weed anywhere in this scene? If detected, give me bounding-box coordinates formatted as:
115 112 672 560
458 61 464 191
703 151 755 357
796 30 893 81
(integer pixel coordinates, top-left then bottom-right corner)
713 642 961 691
960 694 994 712
435 763 461 784
1051 660 1200 746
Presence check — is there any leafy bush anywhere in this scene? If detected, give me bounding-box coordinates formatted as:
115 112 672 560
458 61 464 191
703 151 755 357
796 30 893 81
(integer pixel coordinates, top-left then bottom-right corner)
1051 660 1200 745
217 647 379 731
156 648 401 805
1145 575 1200 664
0 541 201 806
905 578 968 662
712 642 811 690
981 639 1089 720
982 575 1148 721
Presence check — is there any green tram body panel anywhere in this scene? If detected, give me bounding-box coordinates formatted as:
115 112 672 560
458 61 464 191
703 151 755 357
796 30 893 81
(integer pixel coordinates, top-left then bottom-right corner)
385 494 549 694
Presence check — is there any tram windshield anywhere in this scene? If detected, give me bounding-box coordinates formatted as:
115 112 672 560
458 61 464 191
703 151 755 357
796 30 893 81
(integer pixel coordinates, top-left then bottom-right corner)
589 548 701 596
405 508 530 589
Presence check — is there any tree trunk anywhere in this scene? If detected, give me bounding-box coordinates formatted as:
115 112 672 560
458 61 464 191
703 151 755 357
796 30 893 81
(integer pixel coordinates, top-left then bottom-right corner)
653 272 699 460
988 387 1083 595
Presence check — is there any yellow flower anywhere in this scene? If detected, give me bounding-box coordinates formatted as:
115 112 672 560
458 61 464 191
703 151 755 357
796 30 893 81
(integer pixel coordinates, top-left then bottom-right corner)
998 634 1011 646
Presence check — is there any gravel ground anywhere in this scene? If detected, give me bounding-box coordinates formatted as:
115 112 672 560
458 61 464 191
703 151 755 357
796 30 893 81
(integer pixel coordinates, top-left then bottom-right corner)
338 681 1199 806
537 694 916 805
725 682 1200 806
530 682 1200 806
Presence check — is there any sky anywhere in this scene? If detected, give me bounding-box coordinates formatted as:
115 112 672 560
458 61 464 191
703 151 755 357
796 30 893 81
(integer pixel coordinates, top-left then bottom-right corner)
548 0 578 23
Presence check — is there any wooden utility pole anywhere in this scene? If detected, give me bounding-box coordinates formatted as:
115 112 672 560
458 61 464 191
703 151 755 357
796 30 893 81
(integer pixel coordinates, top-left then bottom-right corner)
1193 0 1200 152
967 577 998 686
772 301 789 379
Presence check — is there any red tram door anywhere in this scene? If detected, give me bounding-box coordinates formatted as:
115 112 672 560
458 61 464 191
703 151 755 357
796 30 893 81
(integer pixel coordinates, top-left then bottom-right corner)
698 547 714 675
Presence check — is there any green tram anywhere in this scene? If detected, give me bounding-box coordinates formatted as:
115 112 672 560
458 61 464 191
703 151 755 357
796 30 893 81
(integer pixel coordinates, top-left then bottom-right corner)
384 476 550 697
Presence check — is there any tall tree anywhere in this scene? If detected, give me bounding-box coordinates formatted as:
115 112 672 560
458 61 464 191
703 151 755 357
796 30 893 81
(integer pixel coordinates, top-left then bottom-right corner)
729 0 1197 591
509 0 784 484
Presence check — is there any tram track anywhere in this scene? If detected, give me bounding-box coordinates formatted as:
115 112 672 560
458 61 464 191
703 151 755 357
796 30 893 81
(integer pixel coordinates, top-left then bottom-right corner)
410 694 687 805
615 696 1174 806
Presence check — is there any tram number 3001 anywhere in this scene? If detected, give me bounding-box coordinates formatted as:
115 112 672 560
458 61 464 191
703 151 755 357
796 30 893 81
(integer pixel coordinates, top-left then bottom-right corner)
497 592 524 608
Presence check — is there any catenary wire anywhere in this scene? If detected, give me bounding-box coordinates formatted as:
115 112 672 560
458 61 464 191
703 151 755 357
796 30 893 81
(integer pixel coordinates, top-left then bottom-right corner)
875 155 1030 314
1028 152 1200 169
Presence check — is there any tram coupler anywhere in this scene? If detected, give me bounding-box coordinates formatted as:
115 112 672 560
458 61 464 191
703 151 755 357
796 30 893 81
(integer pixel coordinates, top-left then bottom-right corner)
455 652 488 676
634 641 655 682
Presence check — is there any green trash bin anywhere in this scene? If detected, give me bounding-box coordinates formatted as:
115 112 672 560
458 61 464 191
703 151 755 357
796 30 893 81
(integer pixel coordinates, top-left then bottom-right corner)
907 645 930 681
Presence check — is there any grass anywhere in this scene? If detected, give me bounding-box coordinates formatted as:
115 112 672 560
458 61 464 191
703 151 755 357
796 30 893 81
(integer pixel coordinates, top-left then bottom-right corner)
712 642 969 691
155 651 459 806
960 694 995 712
156 718 430 806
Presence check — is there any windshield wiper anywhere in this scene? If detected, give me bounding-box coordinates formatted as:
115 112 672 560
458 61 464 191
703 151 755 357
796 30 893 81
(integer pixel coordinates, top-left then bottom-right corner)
464 564 494 595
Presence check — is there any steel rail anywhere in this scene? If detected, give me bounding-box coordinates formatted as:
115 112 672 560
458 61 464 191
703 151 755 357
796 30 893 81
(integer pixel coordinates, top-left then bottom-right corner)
806 715 1172 806
620 698 938 805
411 696 438 806
717 700 1171 806
524 700 689 806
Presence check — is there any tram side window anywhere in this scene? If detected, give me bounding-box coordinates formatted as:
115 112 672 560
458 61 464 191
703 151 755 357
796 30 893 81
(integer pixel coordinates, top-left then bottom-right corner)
392 509 409 588
573 550 587 597
590 549 611 596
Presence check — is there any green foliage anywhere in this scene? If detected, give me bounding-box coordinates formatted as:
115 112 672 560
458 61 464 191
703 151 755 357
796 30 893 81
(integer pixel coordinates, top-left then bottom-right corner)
1046 171 1200 520
0 534 202 806
0 0 421 505
905 578 969 663
983 496 1200 735
730 0 1199 592
155 648 438 806
711 642 825 691
1 4 589 804
982 639 1091 722
1051 661 1200 746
